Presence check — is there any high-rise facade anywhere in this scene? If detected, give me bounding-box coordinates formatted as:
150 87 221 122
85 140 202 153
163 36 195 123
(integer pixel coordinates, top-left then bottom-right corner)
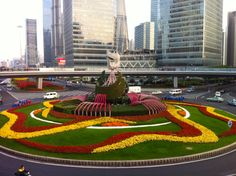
135 22 155 50
153 0 223 66
63 0 116 70
26 19 38 67
226 11 236 67
52 0 64 59
151 0 160 49
115 0 129 54
43 0 53 67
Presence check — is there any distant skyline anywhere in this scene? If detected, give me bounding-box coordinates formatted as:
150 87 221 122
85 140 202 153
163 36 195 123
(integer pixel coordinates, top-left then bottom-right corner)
0 0 235 62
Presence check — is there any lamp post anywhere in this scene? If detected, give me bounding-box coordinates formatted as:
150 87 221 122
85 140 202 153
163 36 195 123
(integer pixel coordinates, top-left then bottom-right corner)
17 25 23 69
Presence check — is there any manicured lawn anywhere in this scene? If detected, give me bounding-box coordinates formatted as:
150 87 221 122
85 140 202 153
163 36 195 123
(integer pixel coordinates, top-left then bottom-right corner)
1 104 236 160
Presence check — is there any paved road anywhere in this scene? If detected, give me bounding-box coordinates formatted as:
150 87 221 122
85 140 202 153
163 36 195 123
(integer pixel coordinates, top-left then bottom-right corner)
1 83 236 176
1 149 236 176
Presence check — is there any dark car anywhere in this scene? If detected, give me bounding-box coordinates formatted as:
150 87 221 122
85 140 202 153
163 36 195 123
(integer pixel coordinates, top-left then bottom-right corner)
228 99 236 106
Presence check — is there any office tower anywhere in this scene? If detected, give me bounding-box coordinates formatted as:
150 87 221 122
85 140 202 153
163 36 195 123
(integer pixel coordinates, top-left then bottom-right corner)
153 0 223 66
63 0 116 70
135 22 155 50
151 0 160 49
226 11 236 67
52 0 64 59
26 19 38 67
43 0 52 67
115 0 129 54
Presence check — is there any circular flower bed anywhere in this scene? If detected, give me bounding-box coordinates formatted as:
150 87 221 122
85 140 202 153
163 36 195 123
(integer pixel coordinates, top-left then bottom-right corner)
0 99 236 160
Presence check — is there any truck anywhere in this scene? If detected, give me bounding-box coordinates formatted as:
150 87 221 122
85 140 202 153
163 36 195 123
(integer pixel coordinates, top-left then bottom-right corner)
128 86 141 93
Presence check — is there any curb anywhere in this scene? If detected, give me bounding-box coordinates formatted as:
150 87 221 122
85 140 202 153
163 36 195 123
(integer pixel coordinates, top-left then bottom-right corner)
1 141 236 167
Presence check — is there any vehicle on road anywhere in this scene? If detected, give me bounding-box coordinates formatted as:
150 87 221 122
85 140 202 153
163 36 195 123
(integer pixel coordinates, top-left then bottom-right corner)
169 89 182 95
12 99 31 108
215 91 221 97
43 92 59 100
186 86 195 93
128 86 141 93
227 99 236 106
206 96 224 102
6 83 12 90
219 89 225 94
151 90 163 95
163 95 185 101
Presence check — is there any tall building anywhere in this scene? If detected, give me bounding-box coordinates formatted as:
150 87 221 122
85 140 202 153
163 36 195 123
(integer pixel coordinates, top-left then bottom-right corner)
153 0 223 66
115 0 129 54
135 22 155 50
26 19 38 67
226 11 236 67
151 0 160 49
43 0 53 67
52 0 64 59
63 0 116 70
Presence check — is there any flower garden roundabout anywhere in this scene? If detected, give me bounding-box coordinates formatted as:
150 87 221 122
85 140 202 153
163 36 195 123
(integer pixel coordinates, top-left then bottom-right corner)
1 71 236 167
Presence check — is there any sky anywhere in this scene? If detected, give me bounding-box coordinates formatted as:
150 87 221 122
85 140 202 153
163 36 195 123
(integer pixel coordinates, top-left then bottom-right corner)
0 0 235 62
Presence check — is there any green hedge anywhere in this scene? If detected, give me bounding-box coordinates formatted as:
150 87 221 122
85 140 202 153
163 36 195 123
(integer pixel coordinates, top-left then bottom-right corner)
53 99 81 114
95 72 128 102
111 104 148 116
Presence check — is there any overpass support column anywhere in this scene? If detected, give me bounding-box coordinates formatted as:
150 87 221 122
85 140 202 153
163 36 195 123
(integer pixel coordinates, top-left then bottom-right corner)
37 77 43 90
173 76 178 88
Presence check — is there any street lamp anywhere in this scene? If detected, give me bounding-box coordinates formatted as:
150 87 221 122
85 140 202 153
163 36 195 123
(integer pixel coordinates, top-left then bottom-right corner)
17 25 23 69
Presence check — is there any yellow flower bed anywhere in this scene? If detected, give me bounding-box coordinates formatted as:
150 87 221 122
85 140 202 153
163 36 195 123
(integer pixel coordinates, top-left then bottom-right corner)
92 106 219 153
43 101 54 108
206 107 236 122
0 110 135 139
42 108 50 118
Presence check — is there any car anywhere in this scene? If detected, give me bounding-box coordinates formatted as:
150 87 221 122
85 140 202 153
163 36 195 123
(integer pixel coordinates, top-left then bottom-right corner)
206 96 224 102
169 89 182 95
215 91 221 97
12 99 31 108
163 95 185 101
227 99 236 106
186 87 195 93
43 92 59 100
151 90 163 95
219 89 226 94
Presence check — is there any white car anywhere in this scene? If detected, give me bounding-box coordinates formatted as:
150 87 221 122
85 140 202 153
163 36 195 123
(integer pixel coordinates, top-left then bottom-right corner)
43 92 59 100
169 89 182 95
215 91 221 97
151 90 163 95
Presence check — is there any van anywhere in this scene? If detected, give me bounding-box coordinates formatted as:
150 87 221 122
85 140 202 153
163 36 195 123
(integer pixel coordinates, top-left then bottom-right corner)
215 91 221 97
169 89 182 95
43 92 59 100
128 86 141 93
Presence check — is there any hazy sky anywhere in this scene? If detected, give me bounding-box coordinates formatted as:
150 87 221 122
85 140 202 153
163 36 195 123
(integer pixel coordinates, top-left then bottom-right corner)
0 0 235 62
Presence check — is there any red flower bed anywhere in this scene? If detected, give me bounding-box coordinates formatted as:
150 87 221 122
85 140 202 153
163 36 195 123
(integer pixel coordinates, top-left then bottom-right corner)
198 106 236 137
14 80 64 91
15 111 202 153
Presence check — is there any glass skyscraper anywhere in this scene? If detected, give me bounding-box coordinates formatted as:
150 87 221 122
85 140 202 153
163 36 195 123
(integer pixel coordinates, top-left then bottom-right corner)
226 11 236 67
135 22 155 50
115 0 129 54
52 0 64 59
63 0 116 70
26 19 38 67
152 0 223 66
43 0 52 67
